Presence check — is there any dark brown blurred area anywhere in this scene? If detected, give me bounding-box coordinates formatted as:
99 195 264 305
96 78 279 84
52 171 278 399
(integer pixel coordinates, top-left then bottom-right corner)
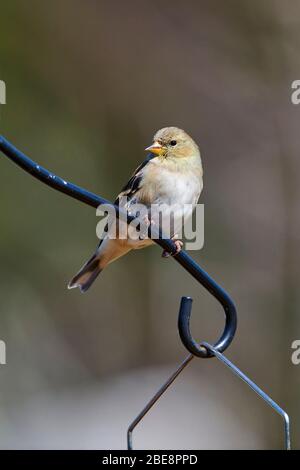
0 0 299 449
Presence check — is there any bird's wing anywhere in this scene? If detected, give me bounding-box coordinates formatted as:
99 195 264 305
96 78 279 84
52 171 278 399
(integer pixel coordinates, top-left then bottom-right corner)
114 153 155 205
96 154 155 249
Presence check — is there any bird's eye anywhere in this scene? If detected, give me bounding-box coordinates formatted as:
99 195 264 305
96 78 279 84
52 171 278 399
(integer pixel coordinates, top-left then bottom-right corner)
170 140 177 146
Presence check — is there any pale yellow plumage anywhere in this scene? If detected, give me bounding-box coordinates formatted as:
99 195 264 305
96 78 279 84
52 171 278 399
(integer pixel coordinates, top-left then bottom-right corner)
68 127 203 292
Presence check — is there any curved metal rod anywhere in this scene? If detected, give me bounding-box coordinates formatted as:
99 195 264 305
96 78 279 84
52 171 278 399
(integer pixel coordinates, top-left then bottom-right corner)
128 340 291 450
127 354 194 450
202 342 291 450
0 135 237 357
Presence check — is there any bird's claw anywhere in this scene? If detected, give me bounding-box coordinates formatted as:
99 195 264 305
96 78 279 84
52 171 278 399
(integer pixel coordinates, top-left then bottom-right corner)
161 237 183 258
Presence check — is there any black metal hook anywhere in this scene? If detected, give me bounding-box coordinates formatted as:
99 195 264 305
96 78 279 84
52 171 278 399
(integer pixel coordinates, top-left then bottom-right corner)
178 295 237 358
0 136 237 357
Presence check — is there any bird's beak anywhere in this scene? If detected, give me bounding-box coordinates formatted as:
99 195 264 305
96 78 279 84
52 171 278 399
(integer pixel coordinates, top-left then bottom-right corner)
145 141 165 156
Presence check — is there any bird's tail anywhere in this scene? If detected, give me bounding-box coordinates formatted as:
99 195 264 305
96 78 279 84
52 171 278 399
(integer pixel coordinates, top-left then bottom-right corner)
68 254 102 293
68 237 132 293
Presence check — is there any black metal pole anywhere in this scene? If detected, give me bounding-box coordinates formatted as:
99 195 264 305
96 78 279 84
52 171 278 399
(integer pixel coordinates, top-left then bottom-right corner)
0 135 237 357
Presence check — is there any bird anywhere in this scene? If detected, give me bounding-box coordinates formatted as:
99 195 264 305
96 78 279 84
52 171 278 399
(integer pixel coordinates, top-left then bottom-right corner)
68 126 203 293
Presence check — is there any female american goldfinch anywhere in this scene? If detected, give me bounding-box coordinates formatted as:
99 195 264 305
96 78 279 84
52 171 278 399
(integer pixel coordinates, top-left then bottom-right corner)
68 127 203 293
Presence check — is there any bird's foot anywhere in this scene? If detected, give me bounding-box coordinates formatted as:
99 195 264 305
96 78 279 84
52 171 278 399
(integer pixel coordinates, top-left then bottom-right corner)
162 235 183 258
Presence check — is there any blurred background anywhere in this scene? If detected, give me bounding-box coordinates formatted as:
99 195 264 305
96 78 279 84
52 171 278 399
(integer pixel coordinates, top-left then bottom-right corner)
0 0 299 450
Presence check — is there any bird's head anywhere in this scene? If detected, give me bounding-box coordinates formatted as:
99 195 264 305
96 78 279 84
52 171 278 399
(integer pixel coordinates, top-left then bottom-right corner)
145 127 200 160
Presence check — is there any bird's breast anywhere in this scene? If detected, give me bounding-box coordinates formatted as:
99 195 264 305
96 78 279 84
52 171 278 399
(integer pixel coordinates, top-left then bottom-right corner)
139 161 202 207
